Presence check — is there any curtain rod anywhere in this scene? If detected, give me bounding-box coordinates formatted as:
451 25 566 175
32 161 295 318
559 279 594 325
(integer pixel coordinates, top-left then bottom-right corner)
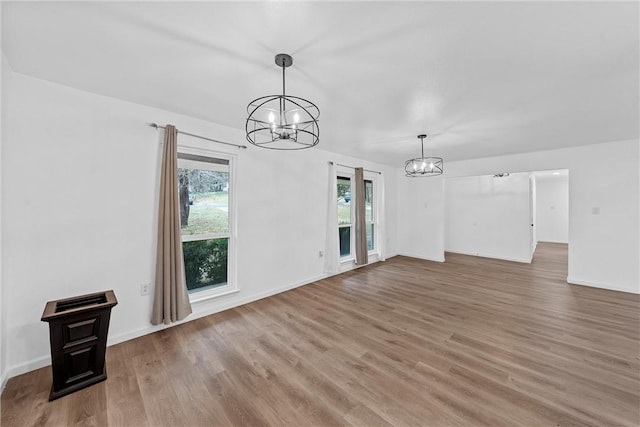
149 123 247 149
329 161 382 175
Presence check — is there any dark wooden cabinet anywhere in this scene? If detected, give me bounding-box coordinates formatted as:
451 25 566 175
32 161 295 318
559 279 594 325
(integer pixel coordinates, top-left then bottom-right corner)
41 290 118 401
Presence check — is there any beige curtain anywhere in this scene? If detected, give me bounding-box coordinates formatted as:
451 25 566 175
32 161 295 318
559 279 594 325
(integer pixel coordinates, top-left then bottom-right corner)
354 167 368 265
151 124 192 325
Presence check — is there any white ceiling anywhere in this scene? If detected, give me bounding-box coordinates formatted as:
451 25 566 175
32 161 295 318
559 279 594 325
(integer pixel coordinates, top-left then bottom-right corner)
2 1 638 166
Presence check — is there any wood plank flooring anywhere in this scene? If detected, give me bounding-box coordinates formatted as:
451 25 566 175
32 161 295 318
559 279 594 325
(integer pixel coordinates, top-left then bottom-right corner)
2 243 639 426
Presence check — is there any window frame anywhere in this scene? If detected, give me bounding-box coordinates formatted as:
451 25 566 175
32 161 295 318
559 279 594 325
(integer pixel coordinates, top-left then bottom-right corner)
176 146 237 303
337 174 354 259
364 179 375 253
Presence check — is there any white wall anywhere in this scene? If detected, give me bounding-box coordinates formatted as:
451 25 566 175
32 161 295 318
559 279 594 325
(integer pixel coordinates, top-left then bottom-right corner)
535 173 569 243
445 173 532 263
0 50 7 390
1 68 398 381
396 175 444 262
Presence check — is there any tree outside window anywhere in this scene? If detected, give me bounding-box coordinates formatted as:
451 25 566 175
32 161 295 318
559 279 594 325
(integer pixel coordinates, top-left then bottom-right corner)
178 154 232 293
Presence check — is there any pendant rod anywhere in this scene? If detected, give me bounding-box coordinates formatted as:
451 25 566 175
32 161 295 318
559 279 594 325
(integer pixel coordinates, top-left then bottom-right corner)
281 58 286 124
418 134 427 160
282 58 286 98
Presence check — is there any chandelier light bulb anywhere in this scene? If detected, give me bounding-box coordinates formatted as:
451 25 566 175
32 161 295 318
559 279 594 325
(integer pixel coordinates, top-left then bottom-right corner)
268 111 275 123
293 112 300 123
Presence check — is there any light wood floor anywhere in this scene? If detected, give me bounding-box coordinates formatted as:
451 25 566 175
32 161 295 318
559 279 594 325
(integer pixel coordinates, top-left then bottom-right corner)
2 243 639 426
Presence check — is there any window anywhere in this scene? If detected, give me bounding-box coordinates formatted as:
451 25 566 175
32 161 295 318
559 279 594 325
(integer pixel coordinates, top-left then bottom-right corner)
365 179 374 251
177 152 235 297
337 173 376 259
337 177 352 257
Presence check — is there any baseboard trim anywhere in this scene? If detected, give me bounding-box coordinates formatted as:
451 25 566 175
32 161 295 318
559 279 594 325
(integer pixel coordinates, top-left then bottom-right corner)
2 272 330 384
108 272 329 346
445 250 531 264
396 252 445 263
1 369 10 393
3 355 51 389
566 276 640 295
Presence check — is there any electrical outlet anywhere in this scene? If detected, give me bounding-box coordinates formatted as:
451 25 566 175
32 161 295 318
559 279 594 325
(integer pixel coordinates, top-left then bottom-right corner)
140 283 150 296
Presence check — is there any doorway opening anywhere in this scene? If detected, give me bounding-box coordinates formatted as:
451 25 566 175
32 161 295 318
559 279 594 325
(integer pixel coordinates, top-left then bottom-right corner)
443 169 569 267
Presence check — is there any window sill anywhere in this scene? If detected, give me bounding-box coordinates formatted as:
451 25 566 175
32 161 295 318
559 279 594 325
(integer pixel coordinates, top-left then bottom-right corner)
340 256 355 264
339 252 379 272
189 286 239 304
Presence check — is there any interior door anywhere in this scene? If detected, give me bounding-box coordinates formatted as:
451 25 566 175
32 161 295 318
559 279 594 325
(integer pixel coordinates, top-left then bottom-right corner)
529 175 537 258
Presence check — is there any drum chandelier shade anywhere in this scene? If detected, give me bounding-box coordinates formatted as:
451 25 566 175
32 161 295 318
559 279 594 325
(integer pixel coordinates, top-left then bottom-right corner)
404 134 443 177
246 54 320 150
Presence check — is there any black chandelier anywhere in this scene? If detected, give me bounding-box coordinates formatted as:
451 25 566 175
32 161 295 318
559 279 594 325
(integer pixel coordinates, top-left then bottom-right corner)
404 134 443 177
246 54 320 150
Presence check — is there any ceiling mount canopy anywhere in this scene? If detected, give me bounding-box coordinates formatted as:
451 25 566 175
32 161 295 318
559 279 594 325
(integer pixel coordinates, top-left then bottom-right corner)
404 134 443 177
246 53 320 150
